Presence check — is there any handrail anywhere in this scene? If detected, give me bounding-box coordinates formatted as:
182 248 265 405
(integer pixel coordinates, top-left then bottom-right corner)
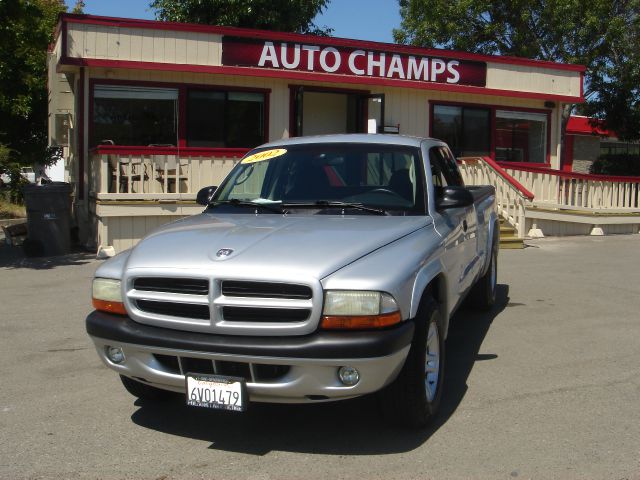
501 162 640 211
497 161 640 183
480 157 535 200
89 150 240 195
458 156 533 238
459 156 534 199
90 145 250 158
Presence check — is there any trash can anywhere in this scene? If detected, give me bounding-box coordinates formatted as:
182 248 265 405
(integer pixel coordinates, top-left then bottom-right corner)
23 182 72 256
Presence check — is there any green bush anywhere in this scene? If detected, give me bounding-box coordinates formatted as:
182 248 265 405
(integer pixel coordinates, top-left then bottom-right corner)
590 153 640 176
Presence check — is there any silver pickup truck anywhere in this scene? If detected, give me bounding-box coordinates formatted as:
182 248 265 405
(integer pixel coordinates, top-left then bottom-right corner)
86 134 498 427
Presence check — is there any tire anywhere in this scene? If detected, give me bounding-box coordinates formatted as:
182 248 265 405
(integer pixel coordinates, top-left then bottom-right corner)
468 241 498 311
119 375 173 402
379 296 445 428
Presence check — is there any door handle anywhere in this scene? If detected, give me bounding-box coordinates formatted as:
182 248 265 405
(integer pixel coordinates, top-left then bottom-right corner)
462 220 468 232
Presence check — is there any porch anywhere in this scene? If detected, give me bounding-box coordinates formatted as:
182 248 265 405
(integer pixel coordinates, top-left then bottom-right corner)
87 148 640 254
459 157 640 243
88 146 245 253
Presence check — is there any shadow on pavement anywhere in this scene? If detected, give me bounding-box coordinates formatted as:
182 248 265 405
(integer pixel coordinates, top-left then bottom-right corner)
0 242 94 270
130 284 509 455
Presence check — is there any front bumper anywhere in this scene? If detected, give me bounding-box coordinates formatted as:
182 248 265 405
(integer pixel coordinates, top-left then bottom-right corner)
86 311 414 403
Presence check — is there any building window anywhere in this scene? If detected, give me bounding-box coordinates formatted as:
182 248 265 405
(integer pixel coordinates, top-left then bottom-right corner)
495 110 547 163
186 90 265 148
92 85 178 147
432 105 490 157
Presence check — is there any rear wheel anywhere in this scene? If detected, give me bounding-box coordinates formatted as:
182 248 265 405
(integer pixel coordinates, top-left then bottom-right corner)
119 375 173 402
469 242 498 311
379 296 445 428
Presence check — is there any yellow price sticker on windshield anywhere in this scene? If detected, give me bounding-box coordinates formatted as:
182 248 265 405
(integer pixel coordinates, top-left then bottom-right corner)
241 149 287 164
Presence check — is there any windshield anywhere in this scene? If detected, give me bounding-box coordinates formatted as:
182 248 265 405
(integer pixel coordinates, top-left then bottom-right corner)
212 143 426 215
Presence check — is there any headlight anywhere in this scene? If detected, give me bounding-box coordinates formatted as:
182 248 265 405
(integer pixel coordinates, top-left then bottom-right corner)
321 291 401 329
92 278 127 315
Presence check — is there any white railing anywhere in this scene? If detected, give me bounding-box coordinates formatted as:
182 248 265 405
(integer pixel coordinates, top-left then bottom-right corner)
89 147 246 198
459 157 534 238
502 165 640 212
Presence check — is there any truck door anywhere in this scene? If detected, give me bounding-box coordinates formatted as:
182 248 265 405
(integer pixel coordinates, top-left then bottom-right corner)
429 146 478 307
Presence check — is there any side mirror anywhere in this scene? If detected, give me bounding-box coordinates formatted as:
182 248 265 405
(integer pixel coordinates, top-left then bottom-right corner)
196 186 218 206
435 186 474 210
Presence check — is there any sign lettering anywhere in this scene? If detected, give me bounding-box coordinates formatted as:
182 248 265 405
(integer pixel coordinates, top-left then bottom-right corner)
222 37 486 87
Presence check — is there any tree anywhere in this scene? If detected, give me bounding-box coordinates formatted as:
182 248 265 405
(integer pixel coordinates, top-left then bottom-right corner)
581 11 640 143
0 0 66 169
149 0 332 35
393 0 640 148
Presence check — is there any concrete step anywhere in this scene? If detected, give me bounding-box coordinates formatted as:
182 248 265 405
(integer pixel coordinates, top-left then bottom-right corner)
500 235 525 249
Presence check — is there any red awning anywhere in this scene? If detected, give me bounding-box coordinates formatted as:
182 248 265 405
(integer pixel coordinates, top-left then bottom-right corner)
566 116 612 137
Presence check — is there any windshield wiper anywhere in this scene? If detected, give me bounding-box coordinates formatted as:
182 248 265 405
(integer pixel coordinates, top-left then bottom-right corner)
282 200 388 216
208 199 284 214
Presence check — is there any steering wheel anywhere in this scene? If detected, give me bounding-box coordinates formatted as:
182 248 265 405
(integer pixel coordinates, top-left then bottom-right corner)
370 188 400 196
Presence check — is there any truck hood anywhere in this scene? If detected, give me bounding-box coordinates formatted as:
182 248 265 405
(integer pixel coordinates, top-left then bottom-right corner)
124 213 431 280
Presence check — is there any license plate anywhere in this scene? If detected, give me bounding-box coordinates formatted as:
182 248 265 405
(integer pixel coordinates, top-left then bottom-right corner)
185 373 247 412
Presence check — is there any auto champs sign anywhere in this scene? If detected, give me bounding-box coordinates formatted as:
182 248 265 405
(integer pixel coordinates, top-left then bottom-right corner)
222 37 487 87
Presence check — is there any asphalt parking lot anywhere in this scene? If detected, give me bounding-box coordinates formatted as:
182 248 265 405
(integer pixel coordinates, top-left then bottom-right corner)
1 235 639 480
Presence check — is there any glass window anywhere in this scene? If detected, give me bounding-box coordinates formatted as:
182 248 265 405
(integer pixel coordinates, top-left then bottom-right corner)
214 144 426 215
186 90 264 148
92 85 178 147
432 105 490 157
495 110 547 163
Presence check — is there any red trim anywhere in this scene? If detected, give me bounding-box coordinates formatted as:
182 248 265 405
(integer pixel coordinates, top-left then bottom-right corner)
562 134 574 172
429 100 553 165
89 76 271 93
468 157 534 200
60 57 584 103
78 68 85 199
91 145 249 158
88 78 270 148
500 162 640 183
60 14 585 73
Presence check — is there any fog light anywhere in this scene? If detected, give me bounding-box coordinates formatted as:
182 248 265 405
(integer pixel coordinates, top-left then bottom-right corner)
106 346 125 364
338 366 360 386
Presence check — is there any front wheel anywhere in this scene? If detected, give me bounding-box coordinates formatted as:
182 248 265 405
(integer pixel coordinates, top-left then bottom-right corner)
379 296 445 428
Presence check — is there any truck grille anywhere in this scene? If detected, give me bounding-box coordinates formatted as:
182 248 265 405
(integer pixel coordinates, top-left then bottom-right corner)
126 273 320 335
221 281 312 299
222 306 310 322
134 277 209 295
153 354 290 383
136 300 210 320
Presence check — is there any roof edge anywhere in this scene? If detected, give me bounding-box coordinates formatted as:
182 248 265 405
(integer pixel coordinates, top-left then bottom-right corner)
59 13 586 73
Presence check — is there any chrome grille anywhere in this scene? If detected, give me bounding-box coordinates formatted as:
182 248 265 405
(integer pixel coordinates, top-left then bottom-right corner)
221 281 312 299
136 299 210 320
222 306 310 322
134 277 209 295
126 271 321 335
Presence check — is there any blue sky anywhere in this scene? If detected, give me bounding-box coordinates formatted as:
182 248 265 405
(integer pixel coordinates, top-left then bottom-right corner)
63 0 402 43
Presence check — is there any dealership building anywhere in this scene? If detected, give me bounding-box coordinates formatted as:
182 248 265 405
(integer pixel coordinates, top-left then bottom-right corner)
48 14 639 253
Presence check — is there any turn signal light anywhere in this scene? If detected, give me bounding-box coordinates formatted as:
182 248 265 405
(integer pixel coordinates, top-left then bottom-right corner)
320 311 402 330
92 298 128 315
